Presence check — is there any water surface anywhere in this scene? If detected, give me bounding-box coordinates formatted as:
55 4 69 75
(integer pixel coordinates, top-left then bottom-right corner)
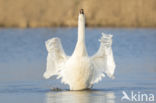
0 28 156 103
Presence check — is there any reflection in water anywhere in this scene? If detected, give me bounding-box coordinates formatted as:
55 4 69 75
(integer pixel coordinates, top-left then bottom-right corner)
45 90 115 103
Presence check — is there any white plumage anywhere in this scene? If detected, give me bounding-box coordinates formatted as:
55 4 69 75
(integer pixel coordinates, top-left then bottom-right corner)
43 9 116 90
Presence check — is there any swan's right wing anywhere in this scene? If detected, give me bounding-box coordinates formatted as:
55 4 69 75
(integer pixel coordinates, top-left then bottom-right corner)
91 33 116 84
43 38 68 79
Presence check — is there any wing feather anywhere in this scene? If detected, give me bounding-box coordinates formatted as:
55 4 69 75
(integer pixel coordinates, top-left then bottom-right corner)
43 37 67 79
91 33 116 84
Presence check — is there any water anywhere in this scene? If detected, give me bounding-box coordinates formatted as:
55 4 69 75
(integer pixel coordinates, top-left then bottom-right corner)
0 28 156 103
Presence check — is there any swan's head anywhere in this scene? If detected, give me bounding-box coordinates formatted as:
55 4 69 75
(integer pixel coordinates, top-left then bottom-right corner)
79 9 85 23
80 9 84 14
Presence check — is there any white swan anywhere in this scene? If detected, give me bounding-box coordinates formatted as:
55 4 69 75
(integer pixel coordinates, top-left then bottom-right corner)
43 9 116 90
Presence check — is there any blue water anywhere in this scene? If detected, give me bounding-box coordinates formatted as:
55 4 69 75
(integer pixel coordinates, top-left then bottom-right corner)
0 28 156 103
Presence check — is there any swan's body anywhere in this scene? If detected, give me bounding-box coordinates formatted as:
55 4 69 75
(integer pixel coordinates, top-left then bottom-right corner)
43 9 116 90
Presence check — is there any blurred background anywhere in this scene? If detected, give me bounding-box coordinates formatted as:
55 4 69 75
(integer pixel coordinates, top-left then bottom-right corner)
0 0 156 28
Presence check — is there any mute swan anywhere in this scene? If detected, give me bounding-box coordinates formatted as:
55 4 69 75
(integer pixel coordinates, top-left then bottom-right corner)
43 9 116 90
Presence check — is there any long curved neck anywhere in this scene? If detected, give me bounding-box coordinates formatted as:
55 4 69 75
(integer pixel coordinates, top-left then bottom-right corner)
72 13 87 57
78 14 85 43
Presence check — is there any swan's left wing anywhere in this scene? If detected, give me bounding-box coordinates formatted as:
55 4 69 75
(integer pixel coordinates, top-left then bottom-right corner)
43 37 68 79
91 33 116 84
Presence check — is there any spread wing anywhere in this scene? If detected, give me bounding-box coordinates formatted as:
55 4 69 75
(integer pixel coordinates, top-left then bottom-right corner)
91 33 116 84
43 37 68 79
